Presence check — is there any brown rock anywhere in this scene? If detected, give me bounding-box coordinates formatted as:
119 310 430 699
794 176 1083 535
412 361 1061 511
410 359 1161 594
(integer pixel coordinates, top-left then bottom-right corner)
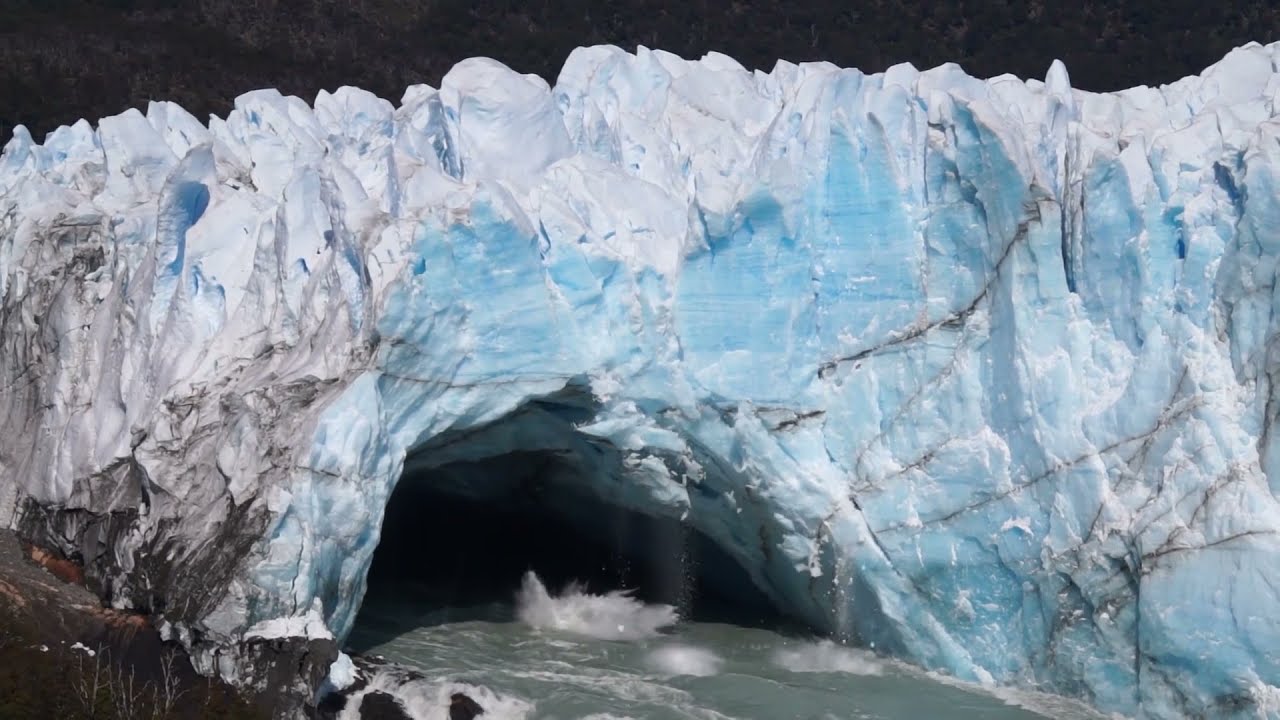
25 543 85 586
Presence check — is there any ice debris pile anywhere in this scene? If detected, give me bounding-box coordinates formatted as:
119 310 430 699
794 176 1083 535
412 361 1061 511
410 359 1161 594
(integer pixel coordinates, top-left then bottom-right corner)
3 40 1280 719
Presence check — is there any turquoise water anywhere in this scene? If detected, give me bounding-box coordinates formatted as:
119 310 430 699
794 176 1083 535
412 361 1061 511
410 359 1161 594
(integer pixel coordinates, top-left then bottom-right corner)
344 574 1107 720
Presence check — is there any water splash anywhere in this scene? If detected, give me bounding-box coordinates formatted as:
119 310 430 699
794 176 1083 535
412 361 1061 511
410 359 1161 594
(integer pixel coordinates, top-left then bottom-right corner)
646 644 724 676
514 571 678 641
771 640 884 676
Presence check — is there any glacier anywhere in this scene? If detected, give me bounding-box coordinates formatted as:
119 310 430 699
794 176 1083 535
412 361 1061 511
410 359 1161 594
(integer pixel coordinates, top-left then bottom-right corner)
3 39 1280 718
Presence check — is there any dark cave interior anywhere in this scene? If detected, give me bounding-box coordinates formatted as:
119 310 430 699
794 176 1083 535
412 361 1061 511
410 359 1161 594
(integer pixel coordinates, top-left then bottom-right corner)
349 449 786 650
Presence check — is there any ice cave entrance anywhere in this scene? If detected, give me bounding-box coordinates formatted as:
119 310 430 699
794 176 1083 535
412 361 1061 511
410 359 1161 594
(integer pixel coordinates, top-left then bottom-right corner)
348 386 787 650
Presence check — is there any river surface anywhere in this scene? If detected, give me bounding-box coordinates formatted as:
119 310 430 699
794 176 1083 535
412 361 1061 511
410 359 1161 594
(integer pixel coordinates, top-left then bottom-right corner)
344 573 1108 720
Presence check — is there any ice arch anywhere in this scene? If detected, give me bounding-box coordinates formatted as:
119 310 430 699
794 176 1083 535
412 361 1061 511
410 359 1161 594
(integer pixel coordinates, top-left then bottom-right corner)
351 388 791 638
247 198 895 652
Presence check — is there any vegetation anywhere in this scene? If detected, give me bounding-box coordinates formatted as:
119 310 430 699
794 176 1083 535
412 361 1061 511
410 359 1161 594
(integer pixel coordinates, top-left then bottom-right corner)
0 599 266 720
2 0 1280 142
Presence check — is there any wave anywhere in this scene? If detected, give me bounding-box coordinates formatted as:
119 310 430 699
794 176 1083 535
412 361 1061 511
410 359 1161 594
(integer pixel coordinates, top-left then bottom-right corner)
771 640 884 676
921 668 1111 720
514 571 678 641
336 669 533 720
646 644 724 677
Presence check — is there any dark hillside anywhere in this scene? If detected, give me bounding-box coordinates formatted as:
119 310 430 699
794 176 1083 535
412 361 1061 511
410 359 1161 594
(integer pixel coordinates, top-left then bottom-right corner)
2 0 1279 142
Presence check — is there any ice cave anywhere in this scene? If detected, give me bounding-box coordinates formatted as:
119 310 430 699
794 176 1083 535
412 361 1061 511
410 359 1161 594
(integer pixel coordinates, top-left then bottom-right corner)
351 387 788 644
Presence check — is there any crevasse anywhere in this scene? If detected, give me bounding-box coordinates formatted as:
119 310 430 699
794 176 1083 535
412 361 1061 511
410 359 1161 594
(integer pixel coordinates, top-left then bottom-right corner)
2 42 1280 719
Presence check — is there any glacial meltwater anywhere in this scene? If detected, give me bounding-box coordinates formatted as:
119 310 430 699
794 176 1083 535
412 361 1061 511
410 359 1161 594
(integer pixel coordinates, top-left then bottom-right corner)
344 573 1108 720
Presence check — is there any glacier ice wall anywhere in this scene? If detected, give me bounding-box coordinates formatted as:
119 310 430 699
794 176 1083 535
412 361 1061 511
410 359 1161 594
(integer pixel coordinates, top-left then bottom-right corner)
4 41 1280 718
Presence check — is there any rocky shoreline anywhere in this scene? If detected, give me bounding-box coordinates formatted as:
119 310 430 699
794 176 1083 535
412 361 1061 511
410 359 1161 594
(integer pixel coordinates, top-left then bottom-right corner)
0 529 264 719
315 654 486 720
0 529 488 720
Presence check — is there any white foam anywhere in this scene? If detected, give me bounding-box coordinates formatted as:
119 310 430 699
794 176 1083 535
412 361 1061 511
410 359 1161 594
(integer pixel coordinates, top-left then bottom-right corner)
336 670 534 720
646 644 724 677
515 571 678 641
401 680 534 720
508 667 697 707
771 640 884 676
